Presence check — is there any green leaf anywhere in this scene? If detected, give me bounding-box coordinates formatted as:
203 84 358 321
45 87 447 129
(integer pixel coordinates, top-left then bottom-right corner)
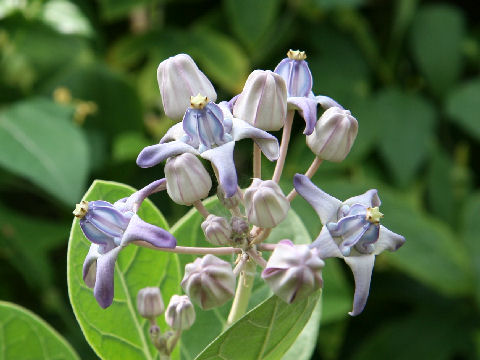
170 196 314 359
0 98 89 205
41 0 93 36
98 0 153 21
196 291 321 360
67 180 181 360
410 4 465 96
0 301 79 360
446 78 480 141
224 0 281 52
113 132 152 163
375 89 435 186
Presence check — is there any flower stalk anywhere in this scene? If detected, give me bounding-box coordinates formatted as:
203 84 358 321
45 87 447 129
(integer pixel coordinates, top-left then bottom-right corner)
272 110 294 183
227 258 256 325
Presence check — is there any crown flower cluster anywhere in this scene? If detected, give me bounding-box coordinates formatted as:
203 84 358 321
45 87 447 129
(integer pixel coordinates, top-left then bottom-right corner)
72 49 406 357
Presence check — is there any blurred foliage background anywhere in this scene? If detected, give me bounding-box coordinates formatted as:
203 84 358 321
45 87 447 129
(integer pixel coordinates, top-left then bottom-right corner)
0 0 479 358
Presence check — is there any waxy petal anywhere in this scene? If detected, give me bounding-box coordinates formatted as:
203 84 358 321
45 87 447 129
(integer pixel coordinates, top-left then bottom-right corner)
344 255 375 316
160 123 184 143
344 189 381 208
122 214 176 248
274 58 312 98
85 203 129 238
315 95 343 110
82 244 100 288
294 174 342 224
287 97 318 135
79 220 116 247
201 141 237 198
93 246 122 309
231 118 279 161
124 179 167 213
374 226 406 255
310 226 343 258
136 141 197 168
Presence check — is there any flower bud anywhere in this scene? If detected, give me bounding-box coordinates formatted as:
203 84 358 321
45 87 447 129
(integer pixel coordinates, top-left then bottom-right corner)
217 186 242 209
244 179 289 228
165 295 196 330
157 54 217 120
262 240 324 303
274 50 312 97
233 70 287 131
137 287 165 320
165 153 212 205
181 255 235 310
306 107 358 162
230 216 249 247
201 215 232 246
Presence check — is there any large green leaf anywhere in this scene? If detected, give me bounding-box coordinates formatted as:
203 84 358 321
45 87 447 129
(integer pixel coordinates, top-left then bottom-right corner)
67 180 181 360
462 193 480 309
0 98 89 205
0 301 79 360
446 78 480 141
170 197 319 360
410 4 465 96
374 89 435 186
196 291 321 360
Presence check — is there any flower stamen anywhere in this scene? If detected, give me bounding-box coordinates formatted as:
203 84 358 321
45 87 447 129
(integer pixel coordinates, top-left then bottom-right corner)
73 200 89 218
366 207 383 224
287 49 307 61
190 94 209 109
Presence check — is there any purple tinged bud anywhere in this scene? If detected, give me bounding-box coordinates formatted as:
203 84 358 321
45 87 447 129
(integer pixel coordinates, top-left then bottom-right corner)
217 186 242 209
262 240 324 303
233 70 287 131
165 153 212 205
307 107 358 162
137 287 165 320
157 54 217 120
201 215 232 246
165 295 196 330
244 179 290 228
181 254 235 310
274 50 313 98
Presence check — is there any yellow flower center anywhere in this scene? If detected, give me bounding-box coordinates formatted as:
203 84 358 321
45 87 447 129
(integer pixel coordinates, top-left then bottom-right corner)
366 207 383 224
73 200 89 219
287 49 307 61
190 94 209 109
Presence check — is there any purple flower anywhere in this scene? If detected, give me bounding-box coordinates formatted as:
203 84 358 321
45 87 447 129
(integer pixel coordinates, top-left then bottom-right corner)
136 95 279 198
74 196 176 309
273 49 343 135
294 174 405 316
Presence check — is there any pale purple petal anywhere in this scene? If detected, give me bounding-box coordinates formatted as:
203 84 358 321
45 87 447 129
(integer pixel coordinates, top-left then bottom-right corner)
94 246 122 309
201 141 237 197
182 108 200 142
160 123 185 143
197 103 227 147
79 220 115 246
315 95 343 110
287 97 317 135
121 214 176 248
84 202 129 238
310 226 343 258
344 255 375 316
374 226 406 255
344 189 381 208
82 244 100 288
293 174 342 224
230 118 279 161
136 141 197 168
274 59 312 98
124 179 167 213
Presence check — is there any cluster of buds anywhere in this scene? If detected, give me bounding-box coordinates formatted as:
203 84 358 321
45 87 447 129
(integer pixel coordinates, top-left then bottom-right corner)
73 48 406 357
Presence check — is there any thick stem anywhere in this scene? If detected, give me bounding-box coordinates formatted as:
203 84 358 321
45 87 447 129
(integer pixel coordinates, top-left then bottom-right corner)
287 156 323 202
253 143 262 179
233 253 248 276
272 110 294 183
134 241 241 255
193 200 210 219
227 259 256 325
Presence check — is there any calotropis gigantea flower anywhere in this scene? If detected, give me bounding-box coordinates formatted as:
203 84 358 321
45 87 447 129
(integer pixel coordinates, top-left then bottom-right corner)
293 174 405 316
262 240 324 303
136 95 279 198
274 49 343 135
75 199 176 308
233 70 287 131
157 54 217 120
165 295 196 330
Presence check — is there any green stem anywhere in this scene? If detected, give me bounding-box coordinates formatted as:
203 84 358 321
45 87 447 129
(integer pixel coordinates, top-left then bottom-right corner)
227 259 256 325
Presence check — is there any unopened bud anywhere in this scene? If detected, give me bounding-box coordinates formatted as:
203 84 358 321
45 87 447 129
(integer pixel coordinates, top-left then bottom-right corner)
137 287 165 320
217 186 242 209
244 179 290 228
306 107 358 162
233 70 287 131
181 255 235 310
230 216 249 247
157 54 217 120
201 215 232 246
165 153 212 205
262 240 324 303
165 295 196 330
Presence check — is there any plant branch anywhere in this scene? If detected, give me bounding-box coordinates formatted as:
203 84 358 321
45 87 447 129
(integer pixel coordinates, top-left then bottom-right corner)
287 156 323 202
272 110 294 183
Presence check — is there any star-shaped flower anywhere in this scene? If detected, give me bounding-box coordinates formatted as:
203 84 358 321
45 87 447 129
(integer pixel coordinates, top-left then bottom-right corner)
136 98 279 197
294 174 405 316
